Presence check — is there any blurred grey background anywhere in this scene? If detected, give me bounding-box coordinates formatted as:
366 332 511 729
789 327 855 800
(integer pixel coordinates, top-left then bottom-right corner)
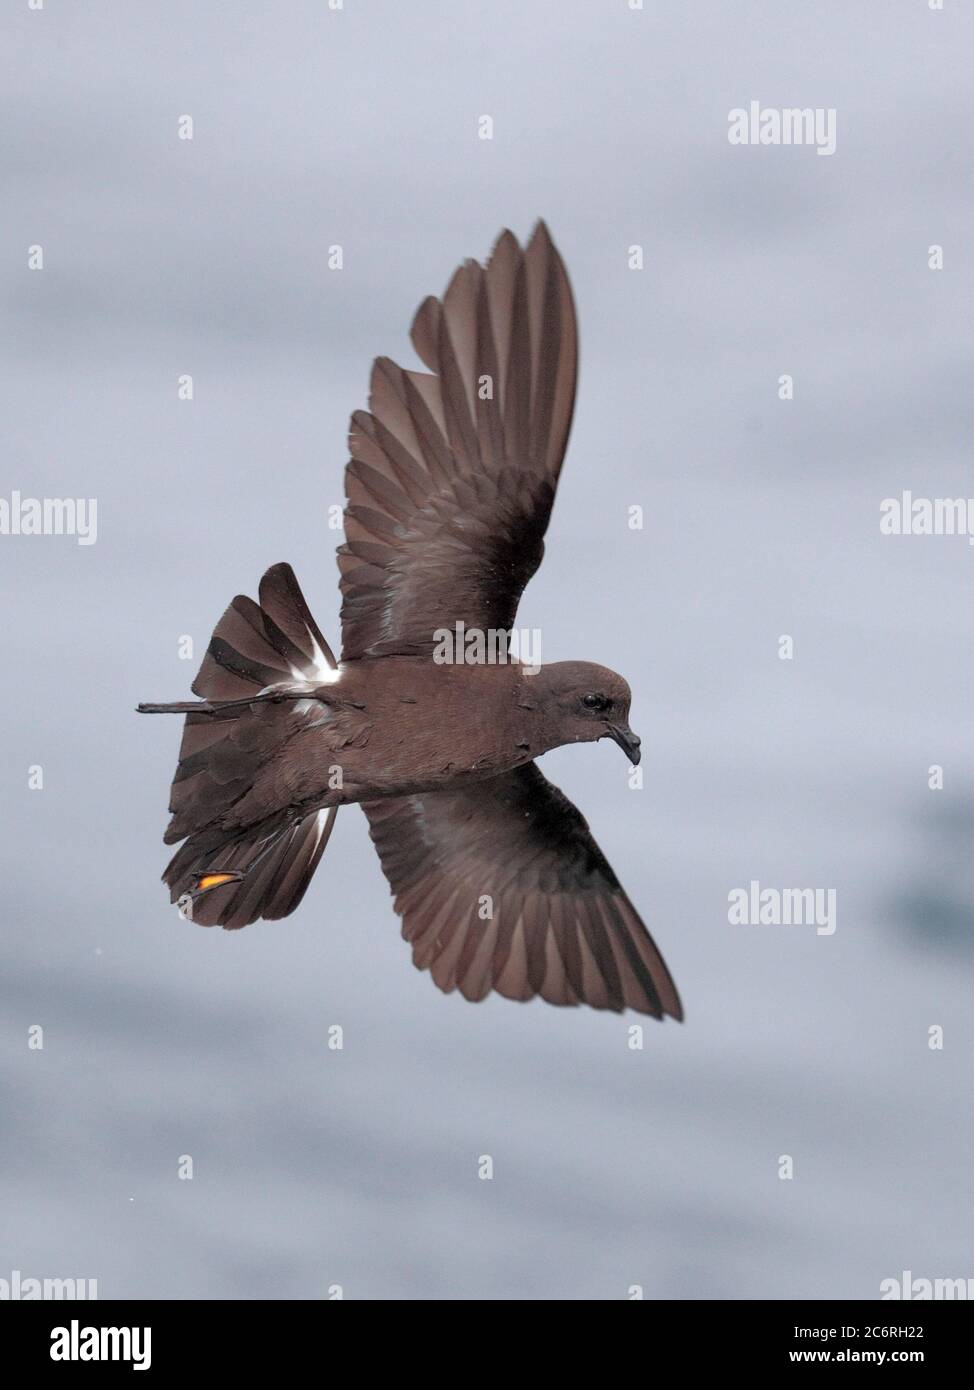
2 0 972 1300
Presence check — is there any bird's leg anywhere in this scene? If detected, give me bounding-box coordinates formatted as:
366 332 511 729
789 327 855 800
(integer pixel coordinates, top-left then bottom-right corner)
137 691 309 716
183 815 302 904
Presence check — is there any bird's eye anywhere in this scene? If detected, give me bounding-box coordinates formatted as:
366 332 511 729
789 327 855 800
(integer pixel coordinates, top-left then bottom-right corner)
582 693 611 712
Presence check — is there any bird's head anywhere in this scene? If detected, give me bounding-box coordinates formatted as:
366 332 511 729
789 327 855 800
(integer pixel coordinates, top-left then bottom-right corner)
530 661 642 764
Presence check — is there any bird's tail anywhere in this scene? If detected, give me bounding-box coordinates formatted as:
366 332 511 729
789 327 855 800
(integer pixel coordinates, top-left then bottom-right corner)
163 808 337 929
142 562 340 929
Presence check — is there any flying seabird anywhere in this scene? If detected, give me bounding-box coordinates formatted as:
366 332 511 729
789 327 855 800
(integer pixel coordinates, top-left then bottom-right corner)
139 222 682 1021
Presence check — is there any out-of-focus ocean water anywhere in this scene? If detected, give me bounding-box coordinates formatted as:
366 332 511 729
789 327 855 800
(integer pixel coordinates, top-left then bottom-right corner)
2 1 972 1298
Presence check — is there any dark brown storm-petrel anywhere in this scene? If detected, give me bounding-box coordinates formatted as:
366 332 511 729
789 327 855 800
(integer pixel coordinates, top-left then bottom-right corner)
140 222 682 1021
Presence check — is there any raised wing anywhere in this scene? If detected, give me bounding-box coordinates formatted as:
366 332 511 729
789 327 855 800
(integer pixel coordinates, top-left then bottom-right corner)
362 764 682 1019
338 221 577 660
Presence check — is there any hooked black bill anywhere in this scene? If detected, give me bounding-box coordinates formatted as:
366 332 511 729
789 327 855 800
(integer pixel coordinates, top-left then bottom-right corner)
603 723 641 765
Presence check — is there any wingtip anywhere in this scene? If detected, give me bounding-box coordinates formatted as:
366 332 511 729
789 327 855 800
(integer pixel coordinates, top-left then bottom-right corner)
432 222 558 285
259 560 296 590
662 989 685 1023
409 294 442 369
525 219 569 279
528 217 555 251
486 227 520 264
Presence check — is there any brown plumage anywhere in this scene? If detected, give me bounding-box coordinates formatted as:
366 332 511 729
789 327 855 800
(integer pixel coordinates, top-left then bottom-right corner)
139 222 682 1021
